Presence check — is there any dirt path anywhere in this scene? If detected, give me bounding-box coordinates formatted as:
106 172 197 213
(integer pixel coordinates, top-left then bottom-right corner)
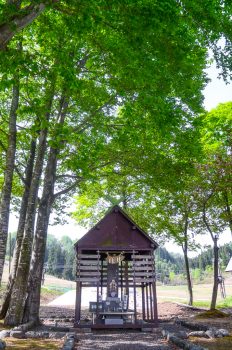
74 330 177 350
40 301 201 320
38 302 232 349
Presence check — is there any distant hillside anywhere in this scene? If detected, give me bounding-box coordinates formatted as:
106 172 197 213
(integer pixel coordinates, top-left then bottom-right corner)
6 232 232 284
155 247 184 283
190 242 232 271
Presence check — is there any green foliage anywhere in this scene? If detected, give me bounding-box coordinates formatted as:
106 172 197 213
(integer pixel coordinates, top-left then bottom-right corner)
169 271 176 282
0 0 232 322
190 243 232 271
192 268 201 281
45 235 76 281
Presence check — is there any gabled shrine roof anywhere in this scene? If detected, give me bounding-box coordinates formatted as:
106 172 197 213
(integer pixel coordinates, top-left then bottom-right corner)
74 205 158 252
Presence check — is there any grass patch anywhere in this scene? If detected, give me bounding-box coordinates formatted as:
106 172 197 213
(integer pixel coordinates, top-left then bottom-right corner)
41 287 63 296
195 309 230 319
5 338 63 349
42 286 71 293
182 296 232 309
187 300 210 308
0 320 11 331
217 296 232 308
40 287 63 304
192 335 232 350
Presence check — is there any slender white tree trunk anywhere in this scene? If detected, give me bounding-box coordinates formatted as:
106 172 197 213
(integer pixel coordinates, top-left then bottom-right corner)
0 139 36 319
23 96 69 323
4 83 55 326
0 79 19 283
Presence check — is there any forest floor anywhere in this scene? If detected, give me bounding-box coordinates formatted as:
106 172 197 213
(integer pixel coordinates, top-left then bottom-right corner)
1 271 232 349
38 302 232 349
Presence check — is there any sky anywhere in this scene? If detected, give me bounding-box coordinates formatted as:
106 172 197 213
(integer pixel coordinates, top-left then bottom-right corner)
8 60 232 257
203 62 232 111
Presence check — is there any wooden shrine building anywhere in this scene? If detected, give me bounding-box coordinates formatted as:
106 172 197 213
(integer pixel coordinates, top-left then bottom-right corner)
74 205 158 329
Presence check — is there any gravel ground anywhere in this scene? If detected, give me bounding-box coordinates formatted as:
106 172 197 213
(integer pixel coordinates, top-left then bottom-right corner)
38 302 232 349
39 302 201 320
38 302 203 349
74 329 178 350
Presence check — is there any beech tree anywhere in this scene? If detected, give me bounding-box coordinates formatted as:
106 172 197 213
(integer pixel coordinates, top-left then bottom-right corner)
0 1 232 326
192 102 232 309
200 102 232 236
0 72 19 283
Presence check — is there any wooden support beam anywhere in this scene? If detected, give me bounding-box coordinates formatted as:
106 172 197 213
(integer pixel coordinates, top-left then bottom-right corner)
125 260 129 309
151 252 158 323
120 260 123 301
78 254 99 259
75 281 82 324
131 262 154 267
146 283 149 320
78 266 99 270
76 278 100 282
131 272 155 277
133 251 137 323
101 259 103 295
78 271 101 276
129 266 153 271
78 260 100 265
132 255 154 259
96 251 100 322
142 283 146 320
149 283 153 320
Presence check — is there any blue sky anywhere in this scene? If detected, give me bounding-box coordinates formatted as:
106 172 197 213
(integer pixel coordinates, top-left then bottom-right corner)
203 62 232 111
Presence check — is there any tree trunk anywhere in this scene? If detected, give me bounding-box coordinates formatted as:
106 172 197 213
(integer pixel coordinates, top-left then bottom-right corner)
23 96 69 323
0 79 19 284
23 149 57 323
210 237 219 310
183 244 193 306
202 202 219 310
4 84 55 326
0 139 36 319
0 2 46 49
182 216 193 306
223 191 232 237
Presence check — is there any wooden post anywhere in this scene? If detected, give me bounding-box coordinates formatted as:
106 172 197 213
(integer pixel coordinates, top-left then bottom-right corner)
145 283 149 320
120 260 123 301
75 252 81 325
125 260 129 309
149 283 153 320
75 281 81 325
101 259 103 296
141 283 146 320
133 251 137 322
96 251 100 322
151 251 158 324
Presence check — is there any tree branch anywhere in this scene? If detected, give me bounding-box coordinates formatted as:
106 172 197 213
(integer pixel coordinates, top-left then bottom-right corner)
0 140 7 152
202 200 214 241
55 174 81 180
53 180 81 200
0 1 59 49
73 95 117 134
14 164 26 184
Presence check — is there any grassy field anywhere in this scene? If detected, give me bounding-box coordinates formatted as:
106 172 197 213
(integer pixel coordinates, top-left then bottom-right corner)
156 278 232 307
41 273 232 308
2 264 232 308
